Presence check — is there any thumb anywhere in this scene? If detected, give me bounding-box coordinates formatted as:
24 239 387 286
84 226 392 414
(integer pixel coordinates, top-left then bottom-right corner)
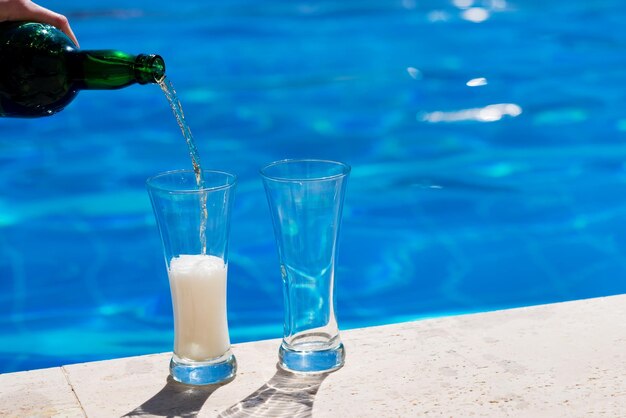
25 2 79 47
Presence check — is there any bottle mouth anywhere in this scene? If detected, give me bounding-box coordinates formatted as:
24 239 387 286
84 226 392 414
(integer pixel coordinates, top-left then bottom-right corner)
135 54 166 84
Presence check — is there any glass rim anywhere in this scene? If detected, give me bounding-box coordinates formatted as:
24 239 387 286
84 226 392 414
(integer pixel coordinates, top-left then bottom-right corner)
259 158 351 182
146 169 237 194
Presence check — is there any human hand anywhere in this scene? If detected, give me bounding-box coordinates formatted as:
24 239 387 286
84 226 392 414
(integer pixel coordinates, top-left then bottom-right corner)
0 0 79 46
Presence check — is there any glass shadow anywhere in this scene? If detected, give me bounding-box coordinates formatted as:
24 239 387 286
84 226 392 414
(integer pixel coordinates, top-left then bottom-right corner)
124 376 228 417
218 366 330 418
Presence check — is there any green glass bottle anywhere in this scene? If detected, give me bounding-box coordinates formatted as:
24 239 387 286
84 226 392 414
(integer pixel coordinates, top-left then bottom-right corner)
0 21 165 118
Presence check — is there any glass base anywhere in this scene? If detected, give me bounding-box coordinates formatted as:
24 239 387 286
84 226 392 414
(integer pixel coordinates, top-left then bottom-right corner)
170 351 237 385
278 341 345 374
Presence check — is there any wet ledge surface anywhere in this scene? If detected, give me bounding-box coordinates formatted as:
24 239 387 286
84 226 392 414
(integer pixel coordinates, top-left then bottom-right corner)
2 295 626 417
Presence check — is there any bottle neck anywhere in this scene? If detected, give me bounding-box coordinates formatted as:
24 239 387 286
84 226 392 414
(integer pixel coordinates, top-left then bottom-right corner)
133 54 166 84
68 50 165 89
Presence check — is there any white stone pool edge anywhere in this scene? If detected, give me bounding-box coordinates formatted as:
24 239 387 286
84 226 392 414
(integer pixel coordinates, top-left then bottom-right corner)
2 294 626 417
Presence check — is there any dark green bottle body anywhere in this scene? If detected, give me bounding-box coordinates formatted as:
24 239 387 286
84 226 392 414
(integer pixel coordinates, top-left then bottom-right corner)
0 22 165 118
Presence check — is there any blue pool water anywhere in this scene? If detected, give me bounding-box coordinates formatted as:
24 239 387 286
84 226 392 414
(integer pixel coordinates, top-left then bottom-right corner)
2 0 626 373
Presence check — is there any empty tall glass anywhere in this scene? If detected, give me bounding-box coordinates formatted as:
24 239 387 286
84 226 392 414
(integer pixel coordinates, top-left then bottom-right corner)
261 159 350 373
147 169 237 385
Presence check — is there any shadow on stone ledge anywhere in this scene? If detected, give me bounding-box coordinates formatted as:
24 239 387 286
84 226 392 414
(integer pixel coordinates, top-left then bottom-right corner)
124 375 226 417
218 365 330 418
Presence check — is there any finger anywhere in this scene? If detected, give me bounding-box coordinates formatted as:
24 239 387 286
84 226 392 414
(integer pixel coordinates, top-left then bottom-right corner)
26 2 80 47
